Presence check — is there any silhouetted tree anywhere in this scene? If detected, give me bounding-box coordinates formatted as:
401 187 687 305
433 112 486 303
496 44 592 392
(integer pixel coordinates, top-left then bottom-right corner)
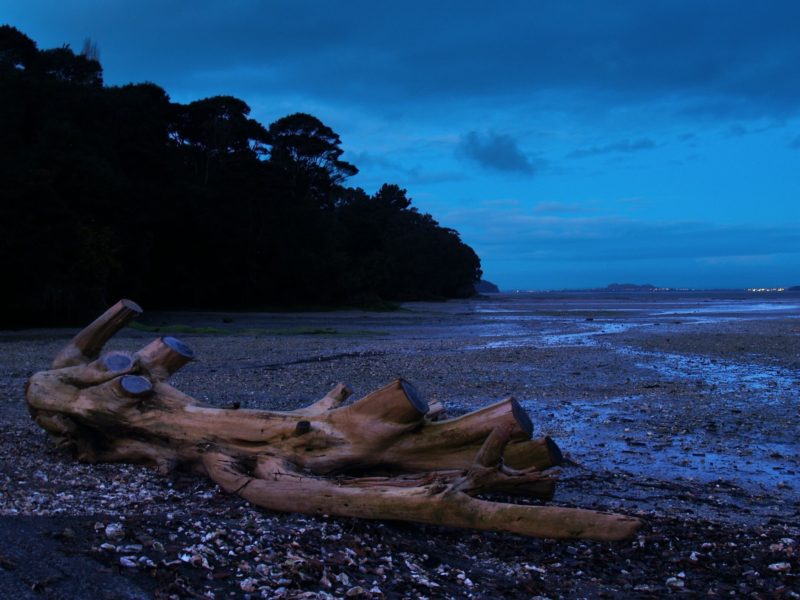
338 184 482 300
0 26 482 326
38 45 102 86
172 96 268 183
0 25 38 72
80 37 100 62
268 112 357 185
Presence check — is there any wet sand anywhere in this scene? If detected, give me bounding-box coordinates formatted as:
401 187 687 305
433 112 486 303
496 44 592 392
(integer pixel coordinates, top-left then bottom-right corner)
1 291 798 597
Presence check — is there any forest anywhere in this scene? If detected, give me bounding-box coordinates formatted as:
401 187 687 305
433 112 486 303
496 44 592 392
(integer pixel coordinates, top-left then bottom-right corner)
0 26 482 327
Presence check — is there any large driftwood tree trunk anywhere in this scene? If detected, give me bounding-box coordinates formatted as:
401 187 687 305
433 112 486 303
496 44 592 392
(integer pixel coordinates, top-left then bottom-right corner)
26 300 641 540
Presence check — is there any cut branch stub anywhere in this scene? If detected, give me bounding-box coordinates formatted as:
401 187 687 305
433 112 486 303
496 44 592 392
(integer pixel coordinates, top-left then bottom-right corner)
510 398 534 437
118 375 153 398
26 299 643 541
342 378 428 424
52 299 142 368
504 435 564 470
378 396 541 472
298 382 352 416
102 353 134 373
474 422 515 468
136 336 194 379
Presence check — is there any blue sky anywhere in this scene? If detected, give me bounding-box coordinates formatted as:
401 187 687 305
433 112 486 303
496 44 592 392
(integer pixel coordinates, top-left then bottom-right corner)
5 0 799 289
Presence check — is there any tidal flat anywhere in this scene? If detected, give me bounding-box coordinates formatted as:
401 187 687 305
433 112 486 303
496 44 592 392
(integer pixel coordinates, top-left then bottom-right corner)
1 291 798 598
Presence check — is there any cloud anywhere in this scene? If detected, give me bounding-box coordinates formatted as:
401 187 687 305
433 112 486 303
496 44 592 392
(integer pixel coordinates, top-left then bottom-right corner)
348 150 467 187
347 150 398 171
723 121 778 139
728 123 748 137
14 1 800 121
532 202 593 215
696 254 779 267
567 138 656 159
457 131 536 174
481 199 521 208
403 168 468 185
443 207 800 263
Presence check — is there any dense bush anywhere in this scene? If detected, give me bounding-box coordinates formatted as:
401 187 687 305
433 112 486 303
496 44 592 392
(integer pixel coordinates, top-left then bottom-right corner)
0 26 481 326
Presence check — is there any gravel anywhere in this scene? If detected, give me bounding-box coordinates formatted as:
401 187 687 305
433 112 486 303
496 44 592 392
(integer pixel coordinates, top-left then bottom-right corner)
1 294 798 598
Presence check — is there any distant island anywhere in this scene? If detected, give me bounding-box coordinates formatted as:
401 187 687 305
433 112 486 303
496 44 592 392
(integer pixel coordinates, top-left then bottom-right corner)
789 286 800 291
474 280 500 293
603 283 671 292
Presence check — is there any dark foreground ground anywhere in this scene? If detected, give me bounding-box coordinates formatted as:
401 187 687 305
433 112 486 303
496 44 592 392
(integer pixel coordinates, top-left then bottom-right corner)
1 292 798 598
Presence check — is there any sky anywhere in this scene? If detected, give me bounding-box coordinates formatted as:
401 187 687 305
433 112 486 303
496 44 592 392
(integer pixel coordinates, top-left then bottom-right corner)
4 0 799 290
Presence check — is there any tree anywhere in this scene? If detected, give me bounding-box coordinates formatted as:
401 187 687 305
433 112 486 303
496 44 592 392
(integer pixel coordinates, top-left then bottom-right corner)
373 183 412 210
338 184 482 300
0 27 484 324
259 114 359 301
0 25 38 72
80 37 100 62
268 112 357 195
171 96 269 184
38 45 102 86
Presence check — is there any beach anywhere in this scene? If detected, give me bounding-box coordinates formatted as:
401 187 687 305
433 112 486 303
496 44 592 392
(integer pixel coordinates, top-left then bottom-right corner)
1 291 798 598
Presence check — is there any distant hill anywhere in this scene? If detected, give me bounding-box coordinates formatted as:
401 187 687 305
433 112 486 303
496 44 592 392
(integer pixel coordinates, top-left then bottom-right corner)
789 286 800 291
475 280 500 293
605 283 658 292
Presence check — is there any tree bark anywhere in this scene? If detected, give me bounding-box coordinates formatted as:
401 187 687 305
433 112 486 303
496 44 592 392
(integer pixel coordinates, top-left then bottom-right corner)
26 300 642 541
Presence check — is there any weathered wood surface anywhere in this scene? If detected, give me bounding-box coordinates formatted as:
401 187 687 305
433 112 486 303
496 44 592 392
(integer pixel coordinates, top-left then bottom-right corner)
26 300 642 540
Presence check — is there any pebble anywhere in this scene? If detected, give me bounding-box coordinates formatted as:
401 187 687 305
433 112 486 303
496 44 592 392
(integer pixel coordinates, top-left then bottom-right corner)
665 576 684 588
119 556 137 568
105 522 125 540
2 302 800 599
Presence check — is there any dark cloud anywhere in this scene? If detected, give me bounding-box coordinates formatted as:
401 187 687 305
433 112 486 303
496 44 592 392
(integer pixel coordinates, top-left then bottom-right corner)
403 169 468 185
567 138 656 159
350 151 467 187
346 151 399 171
9 1 800 120
723 122 778 139
457 131 536 174
728 124 748 137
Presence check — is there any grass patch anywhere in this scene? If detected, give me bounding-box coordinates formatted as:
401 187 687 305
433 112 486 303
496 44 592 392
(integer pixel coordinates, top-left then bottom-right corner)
245 327 387 337
129 322 387 337
129 322 228 334
212 299 404 313
271 327 339 335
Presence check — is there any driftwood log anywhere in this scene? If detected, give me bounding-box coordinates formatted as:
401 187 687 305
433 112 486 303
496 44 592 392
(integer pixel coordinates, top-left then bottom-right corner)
26 300 641 540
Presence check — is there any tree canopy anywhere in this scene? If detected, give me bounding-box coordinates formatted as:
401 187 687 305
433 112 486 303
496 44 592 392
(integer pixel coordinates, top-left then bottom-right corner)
0 26 482 326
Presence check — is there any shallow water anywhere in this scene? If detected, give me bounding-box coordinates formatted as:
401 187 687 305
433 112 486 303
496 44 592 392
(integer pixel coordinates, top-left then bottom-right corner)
655 302 800 315
85 291 800 503
465 292 800 502
522 391 800 501
620 346 798 399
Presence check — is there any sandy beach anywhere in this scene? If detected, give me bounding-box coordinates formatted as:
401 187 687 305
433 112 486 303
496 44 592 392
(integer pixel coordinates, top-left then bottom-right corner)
1 291 798 598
